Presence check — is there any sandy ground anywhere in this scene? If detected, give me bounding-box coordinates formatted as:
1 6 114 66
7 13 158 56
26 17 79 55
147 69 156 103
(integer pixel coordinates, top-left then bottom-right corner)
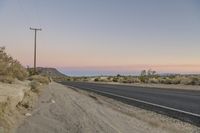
16 82 200 133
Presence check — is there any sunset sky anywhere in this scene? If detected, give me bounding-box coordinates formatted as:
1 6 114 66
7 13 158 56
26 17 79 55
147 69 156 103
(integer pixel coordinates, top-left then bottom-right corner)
0 0 200 76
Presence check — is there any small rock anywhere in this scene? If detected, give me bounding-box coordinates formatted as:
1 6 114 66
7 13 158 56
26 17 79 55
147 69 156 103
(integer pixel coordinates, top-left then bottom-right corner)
51 99 55 103
25 113 32 117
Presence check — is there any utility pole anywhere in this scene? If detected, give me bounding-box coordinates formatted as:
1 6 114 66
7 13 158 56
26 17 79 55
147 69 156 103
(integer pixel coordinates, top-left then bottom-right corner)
30 27 42 74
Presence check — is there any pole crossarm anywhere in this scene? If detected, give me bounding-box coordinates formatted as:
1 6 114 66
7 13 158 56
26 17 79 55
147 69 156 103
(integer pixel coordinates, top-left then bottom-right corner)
30 27 42 31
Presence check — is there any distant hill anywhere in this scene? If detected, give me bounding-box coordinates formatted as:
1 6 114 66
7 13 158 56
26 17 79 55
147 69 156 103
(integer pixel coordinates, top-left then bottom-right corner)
37 67 67 78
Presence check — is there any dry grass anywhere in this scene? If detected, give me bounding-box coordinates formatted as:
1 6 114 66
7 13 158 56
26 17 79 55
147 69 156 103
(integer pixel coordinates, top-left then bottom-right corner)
28 75 50 94
28 75 50 84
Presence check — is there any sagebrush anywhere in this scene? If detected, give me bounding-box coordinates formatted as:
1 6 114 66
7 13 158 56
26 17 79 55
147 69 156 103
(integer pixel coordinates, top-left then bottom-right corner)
0 47 28 83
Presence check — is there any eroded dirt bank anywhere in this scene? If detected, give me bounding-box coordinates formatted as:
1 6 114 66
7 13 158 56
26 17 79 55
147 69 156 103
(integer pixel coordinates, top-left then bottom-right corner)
0 80 48 133
16 82 200 133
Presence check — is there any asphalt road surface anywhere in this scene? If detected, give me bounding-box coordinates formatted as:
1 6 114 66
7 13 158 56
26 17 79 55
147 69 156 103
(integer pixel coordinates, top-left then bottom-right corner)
61 82 200 125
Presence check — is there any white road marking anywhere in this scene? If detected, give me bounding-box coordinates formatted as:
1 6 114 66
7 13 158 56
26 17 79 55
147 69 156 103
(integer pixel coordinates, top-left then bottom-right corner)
67 85 200 118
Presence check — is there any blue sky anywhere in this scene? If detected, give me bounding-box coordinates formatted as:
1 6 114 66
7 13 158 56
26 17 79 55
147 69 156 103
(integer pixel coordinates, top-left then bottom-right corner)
0 0 200 76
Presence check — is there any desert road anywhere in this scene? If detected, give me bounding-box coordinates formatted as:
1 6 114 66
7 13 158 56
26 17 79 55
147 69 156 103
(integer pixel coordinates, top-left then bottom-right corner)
61 81 200 126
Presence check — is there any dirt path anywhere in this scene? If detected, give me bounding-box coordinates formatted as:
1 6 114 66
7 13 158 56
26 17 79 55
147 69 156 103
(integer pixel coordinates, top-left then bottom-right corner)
16 82 200 133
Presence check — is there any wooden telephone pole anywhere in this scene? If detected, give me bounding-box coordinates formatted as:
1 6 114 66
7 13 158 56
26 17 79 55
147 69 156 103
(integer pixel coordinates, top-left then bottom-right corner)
30 27 42 74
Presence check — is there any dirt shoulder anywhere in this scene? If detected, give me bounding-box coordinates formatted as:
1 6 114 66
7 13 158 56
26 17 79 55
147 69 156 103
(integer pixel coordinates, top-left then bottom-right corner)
16 82 200 133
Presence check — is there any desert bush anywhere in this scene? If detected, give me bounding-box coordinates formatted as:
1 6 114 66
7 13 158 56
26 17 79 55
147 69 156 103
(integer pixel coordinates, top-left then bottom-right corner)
27 67 39 76
170 76 181 84
139 76 148 83
157 77 164 84
107 76 113 82
53 76 72 82
157 77 171 84
164 78 173 84
112 77 119 82
179 77 192 85
29 81 40 93
94 77 100 82
148 78 159 84
30 81 40 89
0 47 28 82
116 74 121 77
139 70 148 83
28 75 50 84
187 77 200 85
139 69 158 83
133 78 141 83
10 61 28 80
121 77 140 83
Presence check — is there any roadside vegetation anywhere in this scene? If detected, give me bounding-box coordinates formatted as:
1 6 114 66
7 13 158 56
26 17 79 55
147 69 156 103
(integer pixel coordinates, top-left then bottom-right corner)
0 46 51 132
2 46 198 86
66 69 200 86
0 47 28 83
0 46 50 85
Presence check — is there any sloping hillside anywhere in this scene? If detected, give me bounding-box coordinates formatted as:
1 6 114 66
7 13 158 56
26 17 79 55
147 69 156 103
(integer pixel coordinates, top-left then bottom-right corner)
36 67 70 81
37 67 66 77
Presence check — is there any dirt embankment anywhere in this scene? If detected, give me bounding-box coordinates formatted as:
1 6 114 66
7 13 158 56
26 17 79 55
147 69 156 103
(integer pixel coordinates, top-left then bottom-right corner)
0 81 29 132
16 82 200 133
0 80 46 133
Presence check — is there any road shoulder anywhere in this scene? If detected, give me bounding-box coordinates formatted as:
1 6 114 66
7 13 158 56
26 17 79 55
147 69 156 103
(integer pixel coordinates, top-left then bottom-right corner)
16 82 200 133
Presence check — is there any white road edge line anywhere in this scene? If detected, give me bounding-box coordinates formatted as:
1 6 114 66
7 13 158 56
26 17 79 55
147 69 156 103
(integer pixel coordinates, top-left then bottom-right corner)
67 85 200 118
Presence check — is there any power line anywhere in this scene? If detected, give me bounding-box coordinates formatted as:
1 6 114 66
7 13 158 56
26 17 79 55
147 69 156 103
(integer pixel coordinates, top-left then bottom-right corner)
34 0 42 28
17 0 42 28
17 0 31 27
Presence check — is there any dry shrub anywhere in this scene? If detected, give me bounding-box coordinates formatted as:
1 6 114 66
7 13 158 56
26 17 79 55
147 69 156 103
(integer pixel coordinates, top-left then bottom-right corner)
30 81 40 89
139 76 148 83
122 77 140 83
133 78 141 83
94 77 100 82
148 78 159 84
29 81 42 94
112 77 119 82
170 77 181 84
179 77 192 85
51 76 71 82
10 61 28 80
187 77 200 85
28 75 50 84
107 77 113 82
163 76 200 85
0 47 28 82
158 77 172 84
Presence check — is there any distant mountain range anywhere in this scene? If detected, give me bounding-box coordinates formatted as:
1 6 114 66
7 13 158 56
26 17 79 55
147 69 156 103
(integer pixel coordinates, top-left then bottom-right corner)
37 67 68 78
